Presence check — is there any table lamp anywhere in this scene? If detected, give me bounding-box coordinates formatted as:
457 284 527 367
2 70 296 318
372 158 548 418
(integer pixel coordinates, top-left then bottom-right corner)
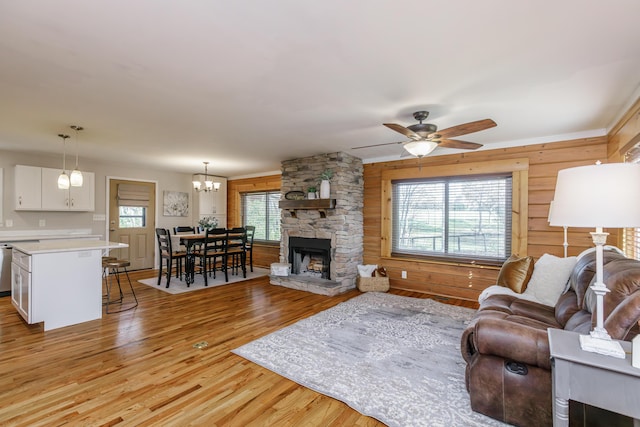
549 162 640 358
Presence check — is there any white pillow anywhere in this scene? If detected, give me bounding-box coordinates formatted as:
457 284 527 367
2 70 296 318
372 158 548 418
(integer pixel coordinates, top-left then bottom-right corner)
357 264 377 277
523 254 577 307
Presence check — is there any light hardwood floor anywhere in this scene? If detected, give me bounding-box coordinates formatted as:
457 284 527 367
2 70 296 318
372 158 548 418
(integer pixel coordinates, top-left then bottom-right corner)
0 269 474 426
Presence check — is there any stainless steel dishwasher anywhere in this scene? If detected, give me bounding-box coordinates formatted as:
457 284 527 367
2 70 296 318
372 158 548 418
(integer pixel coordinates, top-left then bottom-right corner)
0 244 12 296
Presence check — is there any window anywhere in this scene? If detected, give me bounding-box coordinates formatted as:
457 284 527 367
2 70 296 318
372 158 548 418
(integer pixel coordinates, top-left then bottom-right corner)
119 206 146 228
242 191 281 243
392 174 512 263
624 144 640 260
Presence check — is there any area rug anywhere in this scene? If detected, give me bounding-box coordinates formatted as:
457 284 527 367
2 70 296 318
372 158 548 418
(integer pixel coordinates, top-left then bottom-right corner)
138 267 269 294
232 292 509 427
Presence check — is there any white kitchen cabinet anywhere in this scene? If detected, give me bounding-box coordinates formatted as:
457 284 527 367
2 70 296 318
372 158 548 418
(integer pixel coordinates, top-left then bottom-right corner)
41 167 95 211
14 165 42 210
198 177 227 226
11 250 31 322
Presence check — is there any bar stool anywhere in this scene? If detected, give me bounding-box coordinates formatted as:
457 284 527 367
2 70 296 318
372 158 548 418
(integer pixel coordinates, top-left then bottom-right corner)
102 258 138 313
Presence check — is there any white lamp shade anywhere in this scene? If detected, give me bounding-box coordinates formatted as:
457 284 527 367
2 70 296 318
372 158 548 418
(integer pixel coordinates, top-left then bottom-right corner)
205 180 213 191
192 180 201 190
213 181 221 191
70 169 83 187
549 163 640 227
404 140 438 157
58 171 70 190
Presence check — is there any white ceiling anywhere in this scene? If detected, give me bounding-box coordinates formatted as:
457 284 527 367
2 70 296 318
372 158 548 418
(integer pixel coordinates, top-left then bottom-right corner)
1 0 639 178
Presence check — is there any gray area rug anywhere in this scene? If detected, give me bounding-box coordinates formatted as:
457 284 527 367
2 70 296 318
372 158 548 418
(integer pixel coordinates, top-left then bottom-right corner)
138 267 269 294
233 292 510 427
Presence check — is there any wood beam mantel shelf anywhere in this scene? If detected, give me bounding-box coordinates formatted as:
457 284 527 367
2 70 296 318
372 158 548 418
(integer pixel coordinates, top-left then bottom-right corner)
279 199 336 218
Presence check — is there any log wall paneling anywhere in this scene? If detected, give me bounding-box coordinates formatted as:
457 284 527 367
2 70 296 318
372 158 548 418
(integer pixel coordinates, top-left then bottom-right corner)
363 136 610 302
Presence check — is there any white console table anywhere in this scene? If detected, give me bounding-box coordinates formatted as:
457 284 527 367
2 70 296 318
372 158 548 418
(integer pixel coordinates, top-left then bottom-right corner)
548 328 640 427
11 239 128 331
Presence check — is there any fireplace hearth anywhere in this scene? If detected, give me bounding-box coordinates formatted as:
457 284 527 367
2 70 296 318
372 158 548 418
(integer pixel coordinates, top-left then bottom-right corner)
270 152 364 296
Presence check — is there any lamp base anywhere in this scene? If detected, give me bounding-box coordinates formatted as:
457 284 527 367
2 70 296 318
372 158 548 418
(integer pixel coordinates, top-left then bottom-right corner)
579 334 626 358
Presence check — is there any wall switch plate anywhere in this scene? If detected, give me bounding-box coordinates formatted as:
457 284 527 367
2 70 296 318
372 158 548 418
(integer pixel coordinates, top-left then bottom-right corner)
39 219 46 227
5 219 12 227
93 214 106 221
401 271 407 279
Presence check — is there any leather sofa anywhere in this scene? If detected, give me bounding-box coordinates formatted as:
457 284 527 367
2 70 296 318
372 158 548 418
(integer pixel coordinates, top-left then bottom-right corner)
461 250 640 427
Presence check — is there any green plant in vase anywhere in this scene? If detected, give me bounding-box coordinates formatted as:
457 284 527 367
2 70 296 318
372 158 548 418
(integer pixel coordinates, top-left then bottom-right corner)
307 186 317 199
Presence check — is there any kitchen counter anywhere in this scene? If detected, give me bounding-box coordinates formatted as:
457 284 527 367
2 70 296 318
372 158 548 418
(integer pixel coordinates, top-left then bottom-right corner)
0 229 102 243
12 239 126 255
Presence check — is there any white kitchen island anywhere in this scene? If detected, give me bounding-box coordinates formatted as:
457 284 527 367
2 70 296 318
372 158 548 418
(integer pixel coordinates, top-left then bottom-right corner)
11 239 128 331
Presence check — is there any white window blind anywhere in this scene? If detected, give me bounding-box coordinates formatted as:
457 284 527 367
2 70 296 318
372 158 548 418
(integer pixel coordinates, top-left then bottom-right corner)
392 173 512 263
117 184 150 207
242 191 281 242
624 144 640 260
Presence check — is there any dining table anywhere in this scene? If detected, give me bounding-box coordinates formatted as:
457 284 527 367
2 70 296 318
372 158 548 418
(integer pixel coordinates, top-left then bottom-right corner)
178 231 245 285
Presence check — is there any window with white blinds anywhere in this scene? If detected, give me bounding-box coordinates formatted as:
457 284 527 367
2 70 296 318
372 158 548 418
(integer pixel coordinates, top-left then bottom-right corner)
624 144 640 260
241 191 281 243
391 173 512 263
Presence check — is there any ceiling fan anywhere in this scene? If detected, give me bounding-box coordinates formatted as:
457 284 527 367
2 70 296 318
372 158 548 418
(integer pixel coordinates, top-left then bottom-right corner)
353 111 497 157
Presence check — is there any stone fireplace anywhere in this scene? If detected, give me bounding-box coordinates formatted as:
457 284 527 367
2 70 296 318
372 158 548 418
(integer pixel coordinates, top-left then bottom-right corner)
270 152 363 295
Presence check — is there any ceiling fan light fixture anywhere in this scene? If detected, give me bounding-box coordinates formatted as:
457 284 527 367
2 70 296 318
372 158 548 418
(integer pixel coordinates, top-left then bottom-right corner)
404 140 438 158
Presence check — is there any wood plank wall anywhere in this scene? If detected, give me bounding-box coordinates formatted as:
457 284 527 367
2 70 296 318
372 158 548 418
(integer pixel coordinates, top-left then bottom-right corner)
225 134 623 302
227 174 282 269
363 136 609 302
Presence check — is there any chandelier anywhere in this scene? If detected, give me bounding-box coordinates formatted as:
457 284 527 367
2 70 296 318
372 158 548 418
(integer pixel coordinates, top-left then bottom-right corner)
192 161 221 192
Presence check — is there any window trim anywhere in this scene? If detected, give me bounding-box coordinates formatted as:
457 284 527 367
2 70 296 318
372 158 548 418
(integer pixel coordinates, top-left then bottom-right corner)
380 158 529 264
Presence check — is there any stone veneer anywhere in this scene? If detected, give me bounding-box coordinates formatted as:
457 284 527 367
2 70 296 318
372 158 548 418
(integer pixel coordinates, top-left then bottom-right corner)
270 152 363 295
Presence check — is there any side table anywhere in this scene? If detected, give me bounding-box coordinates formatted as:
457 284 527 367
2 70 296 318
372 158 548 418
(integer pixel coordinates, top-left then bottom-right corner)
548 329 640 427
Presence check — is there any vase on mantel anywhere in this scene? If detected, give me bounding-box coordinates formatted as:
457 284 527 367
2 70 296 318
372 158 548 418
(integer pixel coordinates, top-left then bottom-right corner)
320 180 330 199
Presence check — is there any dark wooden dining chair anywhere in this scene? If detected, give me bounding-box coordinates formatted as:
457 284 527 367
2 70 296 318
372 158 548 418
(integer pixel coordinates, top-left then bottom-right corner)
245 225 255 272
223 227 247 281
155 228 187 288
173 226 196 234
197 227 226 286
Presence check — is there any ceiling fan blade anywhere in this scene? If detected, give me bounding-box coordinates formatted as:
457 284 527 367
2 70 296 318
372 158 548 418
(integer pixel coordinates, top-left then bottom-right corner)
437 139 483 150
432 119 496 139
383 123 422 141
351 140 406 150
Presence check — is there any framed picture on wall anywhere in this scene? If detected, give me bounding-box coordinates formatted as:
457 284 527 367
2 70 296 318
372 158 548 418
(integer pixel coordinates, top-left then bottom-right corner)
163 191 189 217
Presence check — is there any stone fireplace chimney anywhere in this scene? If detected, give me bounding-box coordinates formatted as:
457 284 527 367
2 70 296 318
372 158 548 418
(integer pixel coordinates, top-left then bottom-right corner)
270 152 363 295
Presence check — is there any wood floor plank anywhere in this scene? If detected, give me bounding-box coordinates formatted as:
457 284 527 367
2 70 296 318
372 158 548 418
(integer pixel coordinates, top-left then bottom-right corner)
0 269 474 426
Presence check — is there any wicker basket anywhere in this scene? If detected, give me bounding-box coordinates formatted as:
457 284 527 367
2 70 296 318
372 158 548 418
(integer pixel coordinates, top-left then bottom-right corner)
356 276 390 292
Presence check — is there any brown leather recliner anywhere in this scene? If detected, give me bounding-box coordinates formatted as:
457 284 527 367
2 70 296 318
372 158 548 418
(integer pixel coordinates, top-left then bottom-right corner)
461 250 640 427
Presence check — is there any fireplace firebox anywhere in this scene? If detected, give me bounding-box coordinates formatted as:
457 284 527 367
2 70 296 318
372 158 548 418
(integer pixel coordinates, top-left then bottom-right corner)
289 237 331 279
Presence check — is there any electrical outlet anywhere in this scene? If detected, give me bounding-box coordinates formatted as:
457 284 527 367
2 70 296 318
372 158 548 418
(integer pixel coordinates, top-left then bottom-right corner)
5 219 12 227
39 219 46 227
401 271 407 279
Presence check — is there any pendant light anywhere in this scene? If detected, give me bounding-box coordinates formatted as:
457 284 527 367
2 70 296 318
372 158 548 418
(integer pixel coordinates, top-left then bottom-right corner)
57 134 70 190
192 161 221 192
69 125 84 187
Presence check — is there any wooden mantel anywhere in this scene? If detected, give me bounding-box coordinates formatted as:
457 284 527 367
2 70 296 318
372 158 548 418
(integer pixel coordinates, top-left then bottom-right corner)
279 199 336 218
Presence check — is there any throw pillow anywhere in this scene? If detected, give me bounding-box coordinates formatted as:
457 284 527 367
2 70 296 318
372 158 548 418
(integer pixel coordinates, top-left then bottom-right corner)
523 254 577 306
496 254 534 293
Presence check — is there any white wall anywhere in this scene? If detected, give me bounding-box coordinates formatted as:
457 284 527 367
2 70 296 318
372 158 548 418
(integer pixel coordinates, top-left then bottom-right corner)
0 149 198 237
